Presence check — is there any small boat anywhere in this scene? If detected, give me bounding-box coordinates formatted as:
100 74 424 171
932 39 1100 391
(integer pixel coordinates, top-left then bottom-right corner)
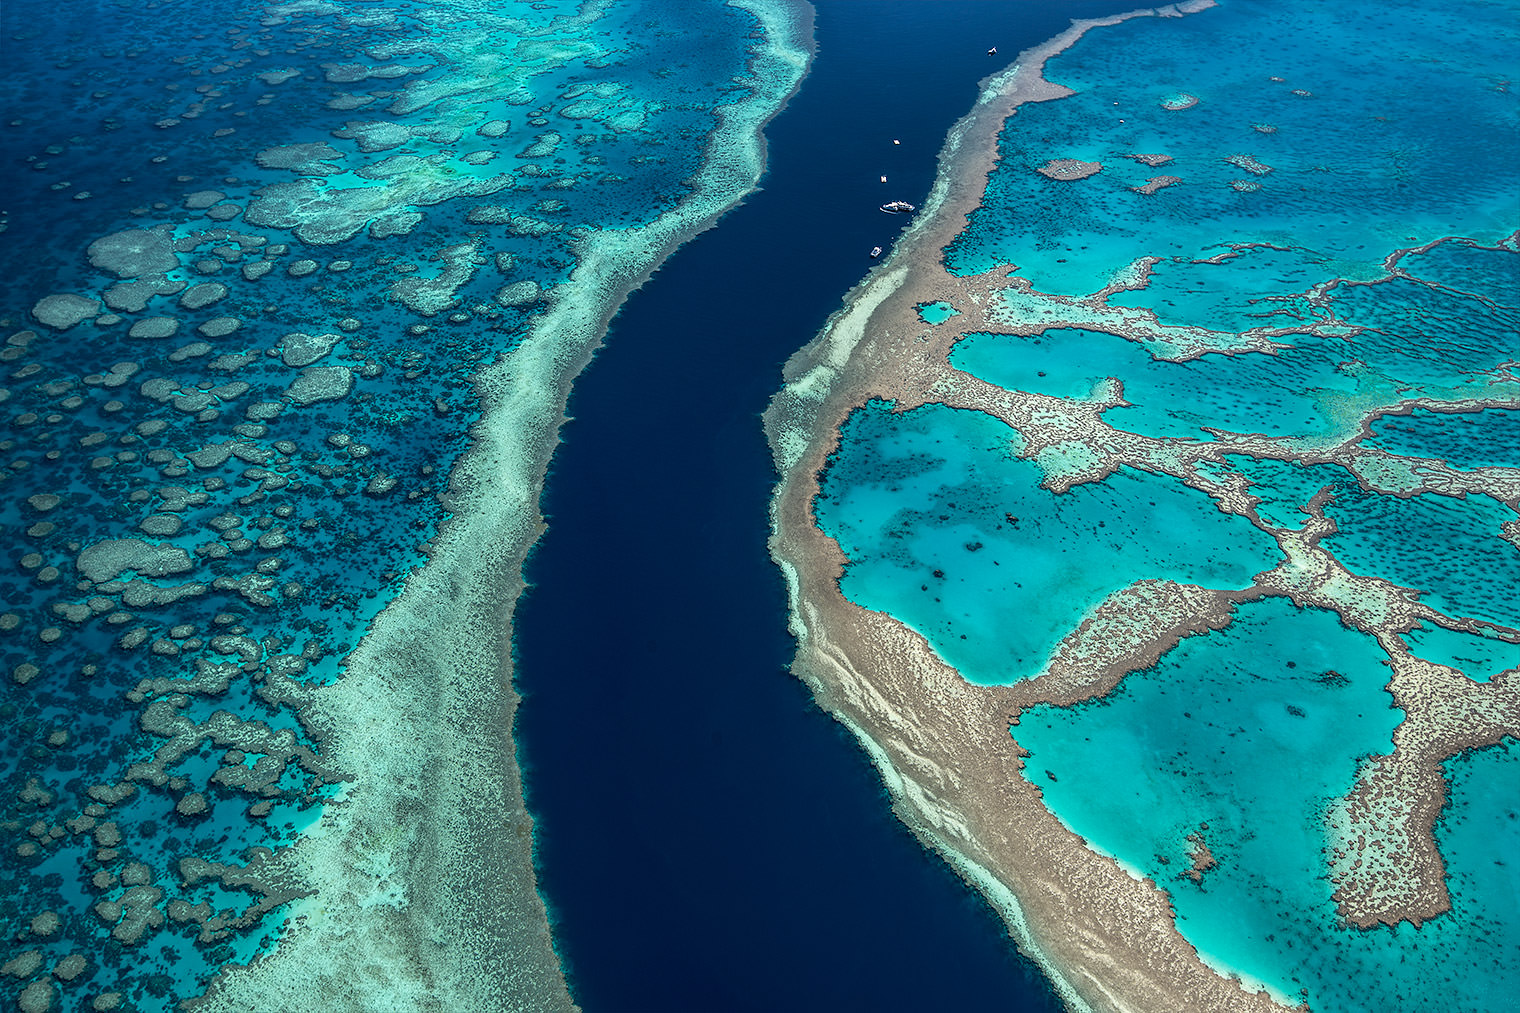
869 246 882 258
880 200 915 214
880 175 887 183
988 46 997 56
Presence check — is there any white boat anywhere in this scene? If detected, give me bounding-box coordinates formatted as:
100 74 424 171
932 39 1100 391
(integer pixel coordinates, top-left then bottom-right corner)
880 200 915 214
870 246 882 258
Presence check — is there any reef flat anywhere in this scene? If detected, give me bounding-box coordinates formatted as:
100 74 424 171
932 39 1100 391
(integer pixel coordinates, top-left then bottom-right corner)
766 1 1518 1010
0 1 809 1009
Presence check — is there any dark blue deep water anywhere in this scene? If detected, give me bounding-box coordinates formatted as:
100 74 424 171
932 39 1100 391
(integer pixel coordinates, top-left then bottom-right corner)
514 2 1136 1009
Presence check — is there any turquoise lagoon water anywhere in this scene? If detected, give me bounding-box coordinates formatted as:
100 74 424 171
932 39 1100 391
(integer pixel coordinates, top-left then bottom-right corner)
946 1 1518 296
1321 485 1520 629
1397 239 1520 309
0 0 785 1007
815 0 1519 1006
816 401 1280 684
1015 598 1520 1012
1105 245 1337 335
1369 407 1520 471
950 245 1518 443
1401 622 1520 682
951 327 1354 440
916 300 960 325
1325 273 1520 390
1218 456 1355 530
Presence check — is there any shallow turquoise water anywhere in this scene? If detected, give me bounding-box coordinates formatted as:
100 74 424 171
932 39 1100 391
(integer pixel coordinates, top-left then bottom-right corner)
1396 239 1520 309
1401 623 1520 682
951 327 1354 440
1016 598 1519 1011
1107 245 1337 335
917 301 960 325
952 226 1518 444
947 2 1518 295
1368 407 1520 471
1325 274 1520 389
817 401 1280 684
1434 739 1520 1006
1321 486 1520 629
955 239 1518 439
1220 455 1356 530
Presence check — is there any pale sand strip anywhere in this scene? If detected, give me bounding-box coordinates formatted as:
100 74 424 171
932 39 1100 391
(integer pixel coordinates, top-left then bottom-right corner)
765 4 1302 1010
189 3 814 1010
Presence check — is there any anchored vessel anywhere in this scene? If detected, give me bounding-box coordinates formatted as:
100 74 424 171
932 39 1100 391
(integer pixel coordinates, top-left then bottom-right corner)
880 200 915 213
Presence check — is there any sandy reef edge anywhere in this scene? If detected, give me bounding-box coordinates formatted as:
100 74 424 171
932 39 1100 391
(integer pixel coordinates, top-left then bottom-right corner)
763 5 1298 1012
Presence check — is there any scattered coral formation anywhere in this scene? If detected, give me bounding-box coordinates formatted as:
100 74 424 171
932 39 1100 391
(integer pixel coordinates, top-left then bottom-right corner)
3 0 812 1009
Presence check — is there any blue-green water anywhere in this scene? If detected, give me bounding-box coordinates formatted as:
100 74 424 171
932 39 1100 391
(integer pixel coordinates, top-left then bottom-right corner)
947 2 1518 296
1322 486 1520 629
951 327 1354 440
1016 599 1518 1012
1394 239 1520 313
1221 455 1357 530
1368 407 1520 471
917 300 960 325
1401 622 1520 681
1107 245 1336 335
817 401 1279 684
951 235 1518 442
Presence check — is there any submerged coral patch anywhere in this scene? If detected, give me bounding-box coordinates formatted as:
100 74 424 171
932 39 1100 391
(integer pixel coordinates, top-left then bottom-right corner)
32 294 101 330
87 228 179 278
278 331 342 367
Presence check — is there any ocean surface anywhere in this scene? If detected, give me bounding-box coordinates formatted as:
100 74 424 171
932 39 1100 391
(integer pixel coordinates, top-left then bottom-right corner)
511 3 1140 1009
813 1 1520 1010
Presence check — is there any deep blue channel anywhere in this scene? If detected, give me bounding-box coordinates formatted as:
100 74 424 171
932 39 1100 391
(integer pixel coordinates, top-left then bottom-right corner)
514 3 1136 1009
